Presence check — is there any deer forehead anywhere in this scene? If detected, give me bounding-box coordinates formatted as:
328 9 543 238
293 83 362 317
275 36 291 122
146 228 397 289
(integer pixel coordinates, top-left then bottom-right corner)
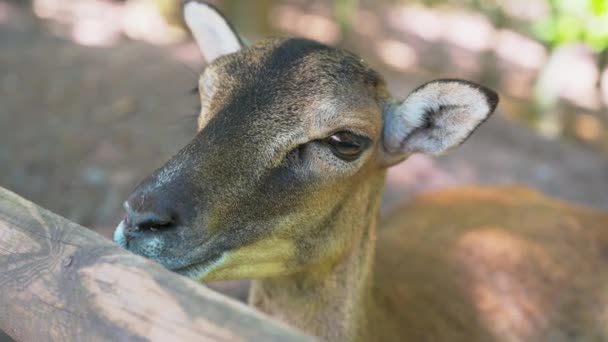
197 38 385 144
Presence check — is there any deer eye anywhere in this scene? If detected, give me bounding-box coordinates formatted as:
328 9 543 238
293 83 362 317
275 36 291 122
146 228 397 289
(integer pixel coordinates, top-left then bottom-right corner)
325 131 368 161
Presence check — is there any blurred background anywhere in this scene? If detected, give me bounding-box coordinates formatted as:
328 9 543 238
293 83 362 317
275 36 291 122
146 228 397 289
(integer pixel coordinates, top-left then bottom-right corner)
1 0 608 335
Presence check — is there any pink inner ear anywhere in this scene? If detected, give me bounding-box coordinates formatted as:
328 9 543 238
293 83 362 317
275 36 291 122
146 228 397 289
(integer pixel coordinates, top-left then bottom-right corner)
183 1 242 63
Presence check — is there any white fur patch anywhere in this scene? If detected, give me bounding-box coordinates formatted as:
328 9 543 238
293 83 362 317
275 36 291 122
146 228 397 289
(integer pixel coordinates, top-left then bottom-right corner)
184 1 242 63
114 220 128 248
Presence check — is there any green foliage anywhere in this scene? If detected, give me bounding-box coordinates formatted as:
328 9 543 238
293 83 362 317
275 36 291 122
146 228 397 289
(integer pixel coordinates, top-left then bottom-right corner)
331 0 608 54
534 0 608 52
415 0 608 52
334 0 359 32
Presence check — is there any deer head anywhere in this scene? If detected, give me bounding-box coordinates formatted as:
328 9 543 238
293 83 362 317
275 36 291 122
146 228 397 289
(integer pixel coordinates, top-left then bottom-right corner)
114 0 498 282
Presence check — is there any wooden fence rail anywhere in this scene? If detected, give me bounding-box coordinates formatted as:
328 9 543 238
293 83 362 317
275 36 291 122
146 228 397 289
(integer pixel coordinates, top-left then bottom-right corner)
0 187 310 341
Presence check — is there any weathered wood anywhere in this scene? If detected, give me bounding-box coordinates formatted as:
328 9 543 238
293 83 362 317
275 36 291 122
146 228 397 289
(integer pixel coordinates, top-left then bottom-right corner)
0 187 310 342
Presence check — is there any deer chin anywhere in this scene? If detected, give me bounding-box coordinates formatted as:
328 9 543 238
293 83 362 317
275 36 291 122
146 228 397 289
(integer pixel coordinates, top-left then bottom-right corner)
173 252 228 281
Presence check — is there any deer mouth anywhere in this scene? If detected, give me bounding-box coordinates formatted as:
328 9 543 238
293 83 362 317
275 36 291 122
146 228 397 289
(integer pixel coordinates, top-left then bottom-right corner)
172 252 227 280
114 218 217 273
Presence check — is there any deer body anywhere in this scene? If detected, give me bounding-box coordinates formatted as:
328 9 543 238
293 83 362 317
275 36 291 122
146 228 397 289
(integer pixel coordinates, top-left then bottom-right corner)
113 2 608 341
372 186 608 341
248 185 608 341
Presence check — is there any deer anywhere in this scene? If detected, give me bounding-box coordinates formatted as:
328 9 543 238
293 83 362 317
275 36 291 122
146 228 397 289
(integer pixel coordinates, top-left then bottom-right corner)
113 1 608 341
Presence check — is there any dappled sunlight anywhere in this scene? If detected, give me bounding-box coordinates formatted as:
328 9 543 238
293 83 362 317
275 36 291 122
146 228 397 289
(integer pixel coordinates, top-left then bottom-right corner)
447 48 483 73
170 42 204 65
442 12 494 52
1 4 608 339
601 68 608 107
414 186 542 207
33 0 122 46
32 0 183 46
122 0 185 45
382 154 462 214
387 4 543 63
553 47 600 110
270 4 341 45
387 5 495 52
536 111 564 138
70 1 123 46
32 0 67 22
351 9 380 38
376 39 418 71
501 72 537 99
10 0 607 153
0 0 16 24
387 5 443 42
536 44 600 110
386 154 456 188
502 0 549 20
296 13 341 45
453 228 549 341
575 113 603 142
493 29 547 70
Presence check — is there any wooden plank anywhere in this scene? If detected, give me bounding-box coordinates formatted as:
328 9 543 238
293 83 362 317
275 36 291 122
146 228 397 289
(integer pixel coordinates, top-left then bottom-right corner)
0 187 310 342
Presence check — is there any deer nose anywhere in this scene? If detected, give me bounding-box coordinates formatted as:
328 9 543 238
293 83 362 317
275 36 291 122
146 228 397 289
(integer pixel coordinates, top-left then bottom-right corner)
123 194 175 237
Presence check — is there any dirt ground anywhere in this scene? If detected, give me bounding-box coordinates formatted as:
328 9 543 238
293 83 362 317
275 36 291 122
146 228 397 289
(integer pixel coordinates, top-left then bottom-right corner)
1 3 608 340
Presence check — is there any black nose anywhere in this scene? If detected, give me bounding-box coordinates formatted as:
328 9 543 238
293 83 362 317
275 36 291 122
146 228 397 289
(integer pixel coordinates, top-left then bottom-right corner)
124 191 175 237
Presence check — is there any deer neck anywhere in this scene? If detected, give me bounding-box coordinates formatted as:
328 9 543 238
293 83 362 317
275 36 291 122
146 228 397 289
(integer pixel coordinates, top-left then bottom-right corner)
249 174 385 341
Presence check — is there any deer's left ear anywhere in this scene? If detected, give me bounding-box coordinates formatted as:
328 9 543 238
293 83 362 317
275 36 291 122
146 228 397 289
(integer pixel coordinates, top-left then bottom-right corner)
183 0 243 64
381 79 499 166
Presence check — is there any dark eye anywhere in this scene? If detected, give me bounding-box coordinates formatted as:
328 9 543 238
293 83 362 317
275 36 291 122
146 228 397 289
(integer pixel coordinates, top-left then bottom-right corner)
325 132 368 161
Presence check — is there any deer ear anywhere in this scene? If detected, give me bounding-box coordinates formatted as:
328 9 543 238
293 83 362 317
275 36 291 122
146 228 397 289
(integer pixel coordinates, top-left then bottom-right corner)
183 0 243 64
381 79 498 166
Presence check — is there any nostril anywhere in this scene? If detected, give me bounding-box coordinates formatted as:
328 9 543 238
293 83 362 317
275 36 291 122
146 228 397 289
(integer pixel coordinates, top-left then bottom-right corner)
124 189 180 234
137 215 174 232
125 207 176 233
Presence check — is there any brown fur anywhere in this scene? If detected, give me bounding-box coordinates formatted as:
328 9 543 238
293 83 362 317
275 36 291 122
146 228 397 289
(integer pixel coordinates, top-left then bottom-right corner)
245 181 608 341
115 3 608 340
370 186 608 341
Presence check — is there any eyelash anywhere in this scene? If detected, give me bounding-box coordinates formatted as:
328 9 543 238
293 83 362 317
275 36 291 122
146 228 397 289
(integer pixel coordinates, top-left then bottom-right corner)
284 144 305 165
